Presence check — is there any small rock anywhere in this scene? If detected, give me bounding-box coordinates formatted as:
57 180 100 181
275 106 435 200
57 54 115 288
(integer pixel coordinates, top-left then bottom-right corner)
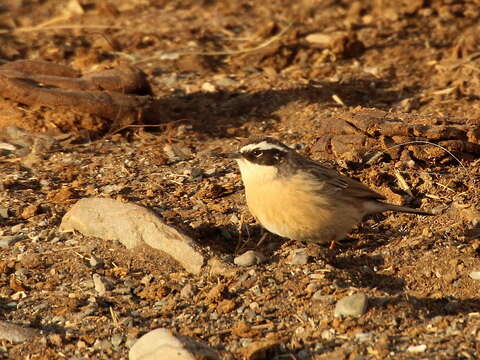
240 340 281 360
321 329 335 341
469 271 480 280
0 207 8 218
306 283 321 294
0 235 25 248
444 270 458 283
305 32 334 46
47 187 74 203
60 198 204 274
230 213 240 224
163 144 192 162
214 76 237 87
296 349 310 360
11 224 23 233
0 321 40 343
2 126 57 154
0 142 16 152
93 274 108 296
21 204 40 219
89 256 103 268
407 344 427 353
208 257 237 277
250 284 262 296
204 168 217 176
334 293 368 317
201 82 216 93
19 253 41 269
111 334 123 347
217 299 236 314
185 167 202 178
129 328 219 360
48 333 62 346
94 339 112 352
287 248 309 265
355 332 373 342
249 302 260 311
234 250 265 267
180 284 197 299
312 292 334 303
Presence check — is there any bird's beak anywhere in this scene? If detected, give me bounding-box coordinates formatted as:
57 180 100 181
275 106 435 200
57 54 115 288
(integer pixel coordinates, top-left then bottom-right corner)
212 152 242 159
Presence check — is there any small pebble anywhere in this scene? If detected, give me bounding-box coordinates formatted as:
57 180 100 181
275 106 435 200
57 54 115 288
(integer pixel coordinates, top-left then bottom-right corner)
183 168 202 178
306 283 321 294
11 224 23 233
234 250 265 266
89 256 103 268
180 284 197 298
0 235 25 248
163 144 192 162
312 292 334 303
214 76 237 87
111 334 123 347
287 248 309 265
94 339 112 352
249 302 260 311
296 349 310 360
204 168 217 176
334 293 368 317
201 82 216 93
321 329 335 340
93 274 107 296
355 332 373 342
469 271 480 280
407 344 427 353
0 207 8 218
250 284 262 296
0 321 40 343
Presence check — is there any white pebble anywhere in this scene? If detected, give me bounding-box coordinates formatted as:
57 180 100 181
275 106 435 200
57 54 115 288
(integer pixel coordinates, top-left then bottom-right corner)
287 248 309 265
469 271 480 280
407 344 427 353
93 274 107 296
234 250 265 266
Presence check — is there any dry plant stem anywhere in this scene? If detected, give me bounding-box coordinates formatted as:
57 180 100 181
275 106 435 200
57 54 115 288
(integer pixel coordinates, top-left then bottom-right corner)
133 22 292 65
256 232 268 247
382 140 467 171
235 214 245 255
394 170 413 197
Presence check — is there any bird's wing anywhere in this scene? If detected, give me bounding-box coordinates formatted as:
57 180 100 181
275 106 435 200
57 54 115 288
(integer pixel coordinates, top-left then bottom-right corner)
300 157 386 200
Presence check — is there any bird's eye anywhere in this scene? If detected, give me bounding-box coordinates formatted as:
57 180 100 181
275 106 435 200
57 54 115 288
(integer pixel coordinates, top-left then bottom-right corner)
252 150 261 157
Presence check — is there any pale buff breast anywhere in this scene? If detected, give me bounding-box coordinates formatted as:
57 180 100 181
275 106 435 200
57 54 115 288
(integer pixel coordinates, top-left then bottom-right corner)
238 161 363 242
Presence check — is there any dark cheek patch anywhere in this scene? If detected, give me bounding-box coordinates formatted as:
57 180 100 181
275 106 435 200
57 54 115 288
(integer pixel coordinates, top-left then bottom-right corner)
243 150 285 165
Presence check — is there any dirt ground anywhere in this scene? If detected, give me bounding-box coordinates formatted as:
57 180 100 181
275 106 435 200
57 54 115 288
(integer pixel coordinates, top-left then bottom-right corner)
1 0 480 359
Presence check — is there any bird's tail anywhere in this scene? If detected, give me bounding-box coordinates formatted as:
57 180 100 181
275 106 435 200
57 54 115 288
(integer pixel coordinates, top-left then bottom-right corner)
382 203 433 216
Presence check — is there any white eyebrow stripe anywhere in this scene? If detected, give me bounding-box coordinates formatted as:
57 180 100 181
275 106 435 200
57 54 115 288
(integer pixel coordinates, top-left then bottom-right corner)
240 141 287 153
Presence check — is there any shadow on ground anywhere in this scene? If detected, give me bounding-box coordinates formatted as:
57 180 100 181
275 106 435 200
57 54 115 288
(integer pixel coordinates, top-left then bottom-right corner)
143 77 403 138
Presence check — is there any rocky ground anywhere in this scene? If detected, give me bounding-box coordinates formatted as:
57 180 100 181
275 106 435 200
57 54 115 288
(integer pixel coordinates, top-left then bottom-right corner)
1 0 480 359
